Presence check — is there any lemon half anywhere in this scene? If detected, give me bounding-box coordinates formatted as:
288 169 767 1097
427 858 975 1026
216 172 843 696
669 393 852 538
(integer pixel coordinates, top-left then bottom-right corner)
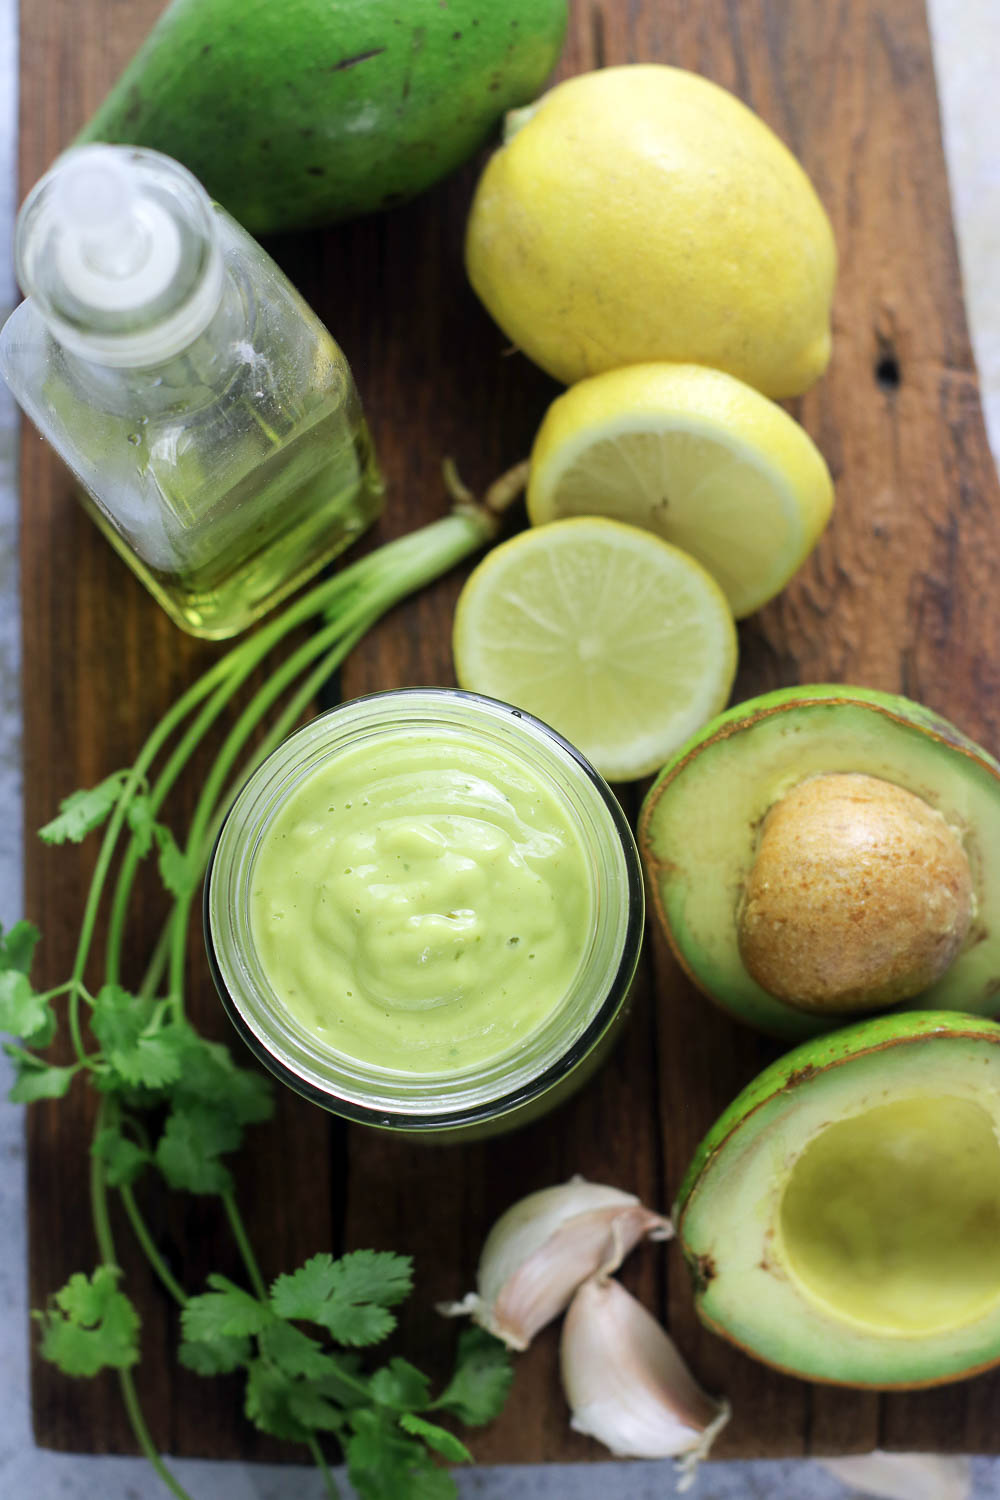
452 517 738 782
527 363 834 619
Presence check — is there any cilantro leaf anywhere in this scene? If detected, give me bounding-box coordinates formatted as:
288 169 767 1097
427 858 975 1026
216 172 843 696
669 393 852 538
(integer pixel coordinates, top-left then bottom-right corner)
182 1276 274 1341
179 1333 250 1376
170 1027 273 1125
124 795 157 857
5 1047 76 1103
147 1033 271 1193
244 1358 310 1442
257 1320 345 1382
346 1409 456 1500
124 802 196 899
313 1356 372 1410
398 1464 462 1500
270 1250 413 1347
370 1356 431 1412
39 772 131 844
0 969 54 1043
116 1035 186 1089
89 986 185 1091
91 1125 150 1187
153 823 196 899
89 984 155 1053
0 920 40 974
35 1267 140 1376
155 1103 241 1194
285 1384 346 1433
399 1413 473 1464
432 1328 513 1427
23 1006 57 1050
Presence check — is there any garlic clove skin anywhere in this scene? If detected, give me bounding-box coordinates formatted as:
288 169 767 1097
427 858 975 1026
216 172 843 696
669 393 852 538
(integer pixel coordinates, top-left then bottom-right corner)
489 1199 670 1350
560 1275 729 1491
818 1452 971 1500
438 1176 672 1350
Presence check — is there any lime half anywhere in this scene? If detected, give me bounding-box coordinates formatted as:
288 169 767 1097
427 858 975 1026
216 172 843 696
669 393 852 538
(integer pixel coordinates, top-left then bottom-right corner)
452 516 738 782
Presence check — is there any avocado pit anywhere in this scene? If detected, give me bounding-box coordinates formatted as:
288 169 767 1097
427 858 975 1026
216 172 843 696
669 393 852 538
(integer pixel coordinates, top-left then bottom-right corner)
736 772 973 1015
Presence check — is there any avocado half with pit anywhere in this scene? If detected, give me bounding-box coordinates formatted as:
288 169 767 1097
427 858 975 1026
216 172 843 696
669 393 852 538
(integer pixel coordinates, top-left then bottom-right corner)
675 1010 1000 1387
637 685 1000 1040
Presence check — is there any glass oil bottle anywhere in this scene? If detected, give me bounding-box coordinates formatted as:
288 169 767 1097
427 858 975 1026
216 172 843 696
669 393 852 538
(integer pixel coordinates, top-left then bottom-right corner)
0 145 383 638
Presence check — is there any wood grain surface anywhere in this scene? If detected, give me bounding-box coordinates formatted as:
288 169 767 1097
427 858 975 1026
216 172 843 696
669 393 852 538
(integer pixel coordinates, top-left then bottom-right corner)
18 0 1000 1467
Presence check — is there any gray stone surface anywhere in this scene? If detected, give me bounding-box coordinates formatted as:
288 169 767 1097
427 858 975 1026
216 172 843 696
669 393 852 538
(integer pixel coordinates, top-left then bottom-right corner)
1 2 999 1497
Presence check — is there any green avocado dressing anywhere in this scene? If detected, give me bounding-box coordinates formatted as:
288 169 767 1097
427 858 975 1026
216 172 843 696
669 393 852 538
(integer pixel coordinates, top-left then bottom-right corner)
249 730 593 1075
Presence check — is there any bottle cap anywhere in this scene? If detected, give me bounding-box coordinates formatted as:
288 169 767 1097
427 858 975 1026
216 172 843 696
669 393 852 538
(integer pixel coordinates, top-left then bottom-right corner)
15 145 225 367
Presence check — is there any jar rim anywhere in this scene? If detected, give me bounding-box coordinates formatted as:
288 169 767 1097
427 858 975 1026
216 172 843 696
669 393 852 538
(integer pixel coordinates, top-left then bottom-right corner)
204 687 644 1132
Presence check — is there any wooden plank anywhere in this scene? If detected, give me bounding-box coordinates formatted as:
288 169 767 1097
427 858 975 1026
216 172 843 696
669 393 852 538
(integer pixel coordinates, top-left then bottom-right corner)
18 0 1000 1468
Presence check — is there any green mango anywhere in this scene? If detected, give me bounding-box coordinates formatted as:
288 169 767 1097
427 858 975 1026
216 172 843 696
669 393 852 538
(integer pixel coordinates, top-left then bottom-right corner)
77 0 568 233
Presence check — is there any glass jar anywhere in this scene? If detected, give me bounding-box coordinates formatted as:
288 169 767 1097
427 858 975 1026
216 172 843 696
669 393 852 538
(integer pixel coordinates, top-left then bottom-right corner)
205 689 644 1140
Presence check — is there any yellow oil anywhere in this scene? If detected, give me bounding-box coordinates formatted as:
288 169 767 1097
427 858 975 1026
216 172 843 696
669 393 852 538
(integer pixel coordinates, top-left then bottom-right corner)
81 399 383 639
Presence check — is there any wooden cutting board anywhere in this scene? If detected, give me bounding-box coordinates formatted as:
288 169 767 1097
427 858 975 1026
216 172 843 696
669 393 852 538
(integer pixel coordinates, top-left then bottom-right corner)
18 0 1000 1468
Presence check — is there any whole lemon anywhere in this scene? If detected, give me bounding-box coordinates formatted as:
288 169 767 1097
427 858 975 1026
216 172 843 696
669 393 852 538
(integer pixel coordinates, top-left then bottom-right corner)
465 65 837 398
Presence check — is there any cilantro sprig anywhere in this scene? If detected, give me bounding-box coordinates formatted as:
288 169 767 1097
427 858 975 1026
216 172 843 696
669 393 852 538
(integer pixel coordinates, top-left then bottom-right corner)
1 502 515 1500
175 1253 513 1482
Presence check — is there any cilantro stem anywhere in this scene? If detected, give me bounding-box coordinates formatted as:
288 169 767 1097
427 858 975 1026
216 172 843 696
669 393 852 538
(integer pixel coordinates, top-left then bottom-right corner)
33 980 80 1004
2 1044 88 1078
118 1368 195 1500
89 1100 118 1265
105 656 272 986
67 986 89 1068
89 1101 196 1500
305 1434 341 1500
222 1191 267 1302
70 654 245 1008
119 1184 189 1308
138 922 173 1000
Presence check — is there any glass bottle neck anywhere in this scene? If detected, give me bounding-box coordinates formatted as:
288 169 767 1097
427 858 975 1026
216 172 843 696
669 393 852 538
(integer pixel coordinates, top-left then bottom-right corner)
54 264 250 418
16 145 226 369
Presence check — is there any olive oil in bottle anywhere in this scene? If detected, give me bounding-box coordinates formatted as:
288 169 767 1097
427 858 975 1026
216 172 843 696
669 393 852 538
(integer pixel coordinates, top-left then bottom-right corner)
0 145 383 638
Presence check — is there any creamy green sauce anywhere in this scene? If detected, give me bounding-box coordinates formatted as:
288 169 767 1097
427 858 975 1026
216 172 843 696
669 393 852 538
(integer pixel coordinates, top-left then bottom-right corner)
249 731 593 1074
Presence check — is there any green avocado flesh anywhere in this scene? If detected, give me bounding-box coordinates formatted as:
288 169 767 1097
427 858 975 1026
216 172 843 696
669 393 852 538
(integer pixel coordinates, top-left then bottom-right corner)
638 685 1000 1040
676 1010 1000 1387
780 1096 1000 1336
77 0 568 232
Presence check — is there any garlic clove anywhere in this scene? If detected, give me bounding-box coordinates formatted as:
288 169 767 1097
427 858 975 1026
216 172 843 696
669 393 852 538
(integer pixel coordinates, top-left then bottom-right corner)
818 1452 971 1500
438 1175 672 1350
560 1275 729 1491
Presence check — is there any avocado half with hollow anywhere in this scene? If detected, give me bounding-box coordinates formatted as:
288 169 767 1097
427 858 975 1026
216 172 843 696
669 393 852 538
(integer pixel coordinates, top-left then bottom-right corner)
637 685 1000 1040
675 1010 1000 1387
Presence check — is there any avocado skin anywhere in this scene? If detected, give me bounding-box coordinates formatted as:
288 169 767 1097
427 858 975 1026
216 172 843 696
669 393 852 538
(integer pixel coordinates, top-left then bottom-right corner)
673 1009 1000 1221
644 684 1000 804
77 0 568 233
